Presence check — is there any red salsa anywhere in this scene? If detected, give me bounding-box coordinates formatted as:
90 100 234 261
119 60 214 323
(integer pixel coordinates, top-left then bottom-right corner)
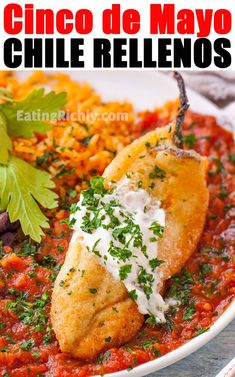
0 110 234 377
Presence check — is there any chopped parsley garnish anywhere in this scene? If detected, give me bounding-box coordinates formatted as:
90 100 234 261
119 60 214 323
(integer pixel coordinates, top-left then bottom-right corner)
55 166 75 179
3 335 16 344
36 150 59 167
149 258 164 271
200 263 212 275
149 165 166 180
138 268 154 299
193 327 210 337
88 239 102 257
183 300 196 321
141 340 161 356
128 289 138 301
90 176 108 195
149 221 164 238
145 313 157 325
80 135 93 147
119 265 132 280
108 242 132 262
228 154 235 162
81 210 103 233
96 350 111 364
20 339 35 351
89 288 98 294
16 243 38 257
70 203 79 214
209 158 227 176
6 291 52 340
32 350 41 360
167 269 195 305
126 354 137 368
61 217 76 229
42 255 57 269
184 134 197 148
221 251 230 261
67 188 77 198
57 244 64 253
165 315 174 330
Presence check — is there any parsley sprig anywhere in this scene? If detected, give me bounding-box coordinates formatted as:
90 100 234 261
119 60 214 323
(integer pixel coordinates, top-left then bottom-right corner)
0 88 67 242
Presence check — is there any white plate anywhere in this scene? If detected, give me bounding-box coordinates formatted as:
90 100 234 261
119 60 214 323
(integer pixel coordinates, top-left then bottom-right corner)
18 71 235 377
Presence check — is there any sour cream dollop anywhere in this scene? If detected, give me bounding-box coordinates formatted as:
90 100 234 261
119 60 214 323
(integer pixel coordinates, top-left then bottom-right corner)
71 177 169 322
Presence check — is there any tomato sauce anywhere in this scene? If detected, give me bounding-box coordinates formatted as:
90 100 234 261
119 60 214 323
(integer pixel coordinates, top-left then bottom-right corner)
0 110 234 377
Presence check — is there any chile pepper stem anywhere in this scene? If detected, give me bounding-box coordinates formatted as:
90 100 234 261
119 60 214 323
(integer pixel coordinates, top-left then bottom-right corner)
172 71 190 148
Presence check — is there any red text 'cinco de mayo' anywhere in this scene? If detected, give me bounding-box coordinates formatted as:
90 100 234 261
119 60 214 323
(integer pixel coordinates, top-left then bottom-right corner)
4 4 232 37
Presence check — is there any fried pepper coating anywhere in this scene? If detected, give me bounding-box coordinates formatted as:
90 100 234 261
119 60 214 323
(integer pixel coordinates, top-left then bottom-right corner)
51 123 209 360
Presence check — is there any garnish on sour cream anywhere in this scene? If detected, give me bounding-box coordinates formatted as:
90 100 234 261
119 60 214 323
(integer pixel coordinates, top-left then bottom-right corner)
71 176 169 322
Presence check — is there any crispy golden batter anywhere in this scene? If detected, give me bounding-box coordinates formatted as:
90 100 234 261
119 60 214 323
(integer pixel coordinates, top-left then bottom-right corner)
51 240 143 360
51 123 209 360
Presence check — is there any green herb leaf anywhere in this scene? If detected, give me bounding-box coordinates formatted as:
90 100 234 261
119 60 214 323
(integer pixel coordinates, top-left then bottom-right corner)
90 176 107 195
149 165 166 180
138 267 154 299
0 89 67 137
0 156 58 242
200 263 212 275
183 300 196 321
0 87 13 102
81 135 93 147
145 313 157 325
89 288 97 294
97 350 111 364
108 242 132 262
20 338 35 351
6 290 50 335
208 158 226 176
17 243 38 257
167 268 194 305
193 327 209 337
149 258 164 271
0 112 12 164
184 134 197 148
149 221 164 238
119 264 132 280
229 154 235 163
128 289 138 301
